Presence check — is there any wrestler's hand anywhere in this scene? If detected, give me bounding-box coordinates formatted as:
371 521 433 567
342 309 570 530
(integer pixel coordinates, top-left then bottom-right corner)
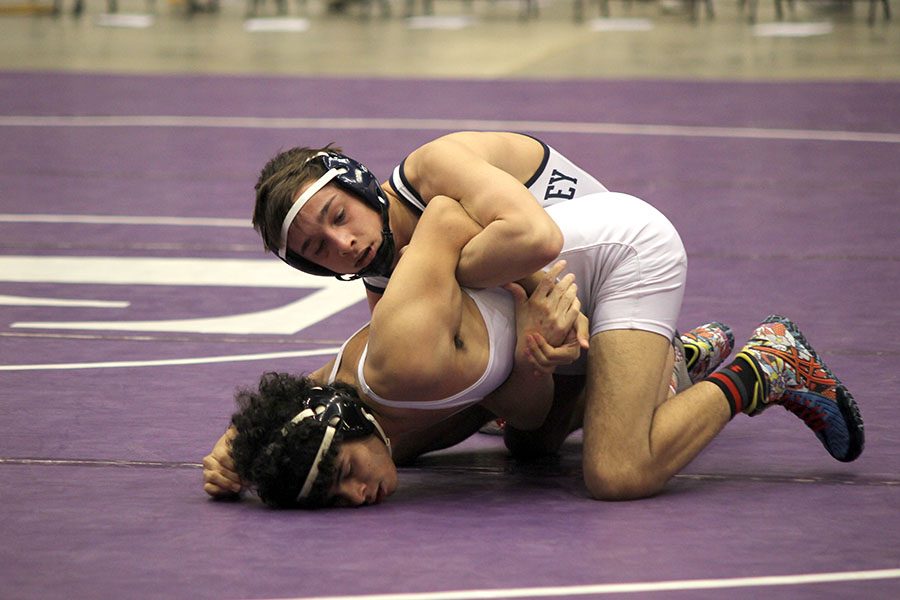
524 310 590 373
514 261 589 347
505 260 586 375
520 330 581 374
202 426 243 498
564 311 590 353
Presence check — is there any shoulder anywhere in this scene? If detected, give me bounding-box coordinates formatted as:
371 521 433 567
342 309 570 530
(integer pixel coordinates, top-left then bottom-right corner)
405 134 474 173
409 132 539 164
408 133 545 192
362 341 458 403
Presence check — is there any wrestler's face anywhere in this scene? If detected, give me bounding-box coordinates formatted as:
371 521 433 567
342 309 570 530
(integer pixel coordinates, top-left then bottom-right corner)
329 433 398 507
285 181 383 275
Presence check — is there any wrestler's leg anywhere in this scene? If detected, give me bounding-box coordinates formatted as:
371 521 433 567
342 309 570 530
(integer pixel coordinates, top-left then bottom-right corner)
504 324 730 460
581 329 731 500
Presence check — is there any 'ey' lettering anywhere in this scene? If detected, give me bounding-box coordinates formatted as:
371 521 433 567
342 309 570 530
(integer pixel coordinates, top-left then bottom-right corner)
544 169 578 200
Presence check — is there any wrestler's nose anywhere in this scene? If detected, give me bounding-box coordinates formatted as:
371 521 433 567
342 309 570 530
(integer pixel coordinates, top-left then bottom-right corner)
332 231 355 256
338 479 367 506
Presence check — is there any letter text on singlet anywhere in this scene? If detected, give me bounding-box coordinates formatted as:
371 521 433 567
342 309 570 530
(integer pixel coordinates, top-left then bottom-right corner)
544 169 578 200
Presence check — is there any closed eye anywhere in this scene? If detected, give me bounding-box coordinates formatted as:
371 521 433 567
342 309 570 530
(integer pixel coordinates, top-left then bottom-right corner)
327 460 351 506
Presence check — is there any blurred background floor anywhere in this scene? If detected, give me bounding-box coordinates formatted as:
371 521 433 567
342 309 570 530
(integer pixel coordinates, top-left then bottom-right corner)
1 0 897 79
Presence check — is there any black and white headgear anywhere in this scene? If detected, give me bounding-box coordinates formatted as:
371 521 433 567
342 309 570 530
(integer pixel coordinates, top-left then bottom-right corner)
276 152 395 280
280 386 391 502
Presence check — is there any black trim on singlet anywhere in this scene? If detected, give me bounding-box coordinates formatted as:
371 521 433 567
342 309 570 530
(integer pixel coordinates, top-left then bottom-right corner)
388 159 427 216
363 279 386 295
519 133 551 189
387 175 403 203
397 160 425 204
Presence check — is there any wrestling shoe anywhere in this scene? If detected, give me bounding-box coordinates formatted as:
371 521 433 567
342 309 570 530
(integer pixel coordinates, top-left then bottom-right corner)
681 322 735 383
737 315 864 462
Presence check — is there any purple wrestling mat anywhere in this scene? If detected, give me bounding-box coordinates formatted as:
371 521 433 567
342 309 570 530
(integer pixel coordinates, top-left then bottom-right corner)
1 72 898 599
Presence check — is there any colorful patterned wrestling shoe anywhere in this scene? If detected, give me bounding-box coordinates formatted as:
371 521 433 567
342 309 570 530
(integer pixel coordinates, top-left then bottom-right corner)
681 322 735 383
737 315 864 462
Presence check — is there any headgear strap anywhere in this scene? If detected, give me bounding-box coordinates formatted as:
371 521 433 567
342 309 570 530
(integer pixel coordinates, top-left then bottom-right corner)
277 158 344 260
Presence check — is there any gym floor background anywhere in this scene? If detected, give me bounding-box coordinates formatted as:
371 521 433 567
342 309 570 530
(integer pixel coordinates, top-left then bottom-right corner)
1 1 898 599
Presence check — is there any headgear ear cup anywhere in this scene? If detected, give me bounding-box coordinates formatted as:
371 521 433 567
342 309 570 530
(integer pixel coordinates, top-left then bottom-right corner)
282 385 391 502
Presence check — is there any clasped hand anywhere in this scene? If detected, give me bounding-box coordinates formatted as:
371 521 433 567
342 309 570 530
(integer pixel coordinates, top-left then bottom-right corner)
504 260 590 376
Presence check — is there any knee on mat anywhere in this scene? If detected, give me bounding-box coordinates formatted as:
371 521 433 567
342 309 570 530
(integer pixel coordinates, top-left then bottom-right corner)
583 461 666 501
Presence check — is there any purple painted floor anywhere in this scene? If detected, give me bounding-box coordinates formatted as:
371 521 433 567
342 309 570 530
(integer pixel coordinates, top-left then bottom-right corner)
1 72 899 599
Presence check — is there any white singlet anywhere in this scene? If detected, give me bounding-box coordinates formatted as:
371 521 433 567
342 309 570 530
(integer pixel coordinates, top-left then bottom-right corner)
327 287 516 411
548 192 687 375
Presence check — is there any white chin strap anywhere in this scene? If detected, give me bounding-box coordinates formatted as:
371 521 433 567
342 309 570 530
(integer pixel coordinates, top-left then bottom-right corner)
277 165 346 260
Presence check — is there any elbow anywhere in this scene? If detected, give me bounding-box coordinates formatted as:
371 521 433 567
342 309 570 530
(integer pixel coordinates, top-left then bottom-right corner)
532 221 563 266
504 212 562 263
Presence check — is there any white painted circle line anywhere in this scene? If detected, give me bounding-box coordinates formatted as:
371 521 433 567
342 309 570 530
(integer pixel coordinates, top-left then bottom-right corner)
0 347 341 371
0 115 897 144
249 568 900 600
0 213 249 227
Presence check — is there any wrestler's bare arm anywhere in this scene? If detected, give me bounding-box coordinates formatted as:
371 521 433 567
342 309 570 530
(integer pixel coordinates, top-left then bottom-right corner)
404 132 563 289
390 404 496 465
364 195 482 403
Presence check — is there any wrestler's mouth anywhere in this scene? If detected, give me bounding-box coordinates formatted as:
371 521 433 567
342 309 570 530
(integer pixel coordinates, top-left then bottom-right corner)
355 246 372 269
374 482 385 504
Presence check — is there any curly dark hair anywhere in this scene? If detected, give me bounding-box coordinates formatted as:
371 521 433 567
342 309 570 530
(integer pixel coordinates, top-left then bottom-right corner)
251 144 342 255
229 371 357 509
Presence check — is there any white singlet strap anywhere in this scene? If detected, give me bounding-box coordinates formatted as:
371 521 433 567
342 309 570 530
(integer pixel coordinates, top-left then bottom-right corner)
277 164 346 259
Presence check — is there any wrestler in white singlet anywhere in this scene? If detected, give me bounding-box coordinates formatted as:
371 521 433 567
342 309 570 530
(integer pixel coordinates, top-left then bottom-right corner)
333 192 687 412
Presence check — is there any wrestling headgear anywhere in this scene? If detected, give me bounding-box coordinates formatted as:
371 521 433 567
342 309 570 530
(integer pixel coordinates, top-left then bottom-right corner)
280 385 391 501
276 152 395 280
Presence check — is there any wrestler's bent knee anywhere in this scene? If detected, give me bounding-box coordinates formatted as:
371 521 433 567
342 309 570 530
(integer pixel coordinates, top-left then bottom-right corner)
582 461 666 501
